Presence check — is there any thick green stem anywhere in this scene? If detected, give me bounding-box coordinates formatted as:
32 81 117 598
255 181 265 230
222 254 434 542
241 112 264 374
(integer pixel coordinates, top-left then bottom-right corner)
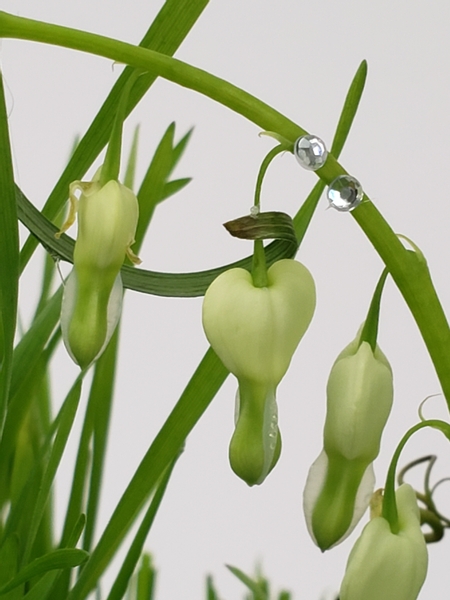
1 11 450 409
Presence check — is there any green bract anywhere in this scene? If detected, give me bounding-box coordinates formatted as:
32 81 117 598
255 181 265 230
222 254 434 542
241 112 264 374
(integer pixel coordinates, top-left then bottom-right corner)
340 484 428 600
202 258 316 485
59 170 140 368
303 333 393 550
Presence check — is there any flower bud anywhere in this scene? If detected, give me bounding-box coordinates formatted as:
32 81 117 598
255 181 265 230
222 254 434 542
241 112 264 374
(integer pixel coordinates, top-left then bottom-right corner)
340 484 428 600
59 171 140 368
202 259 316 485
303 334 393 550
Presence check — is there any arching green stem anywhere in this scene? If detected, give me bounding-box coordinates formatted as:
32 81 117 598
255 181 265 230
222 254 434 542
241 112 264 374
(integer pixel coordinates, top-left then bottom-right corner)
253 144 290 209
1 11 450 411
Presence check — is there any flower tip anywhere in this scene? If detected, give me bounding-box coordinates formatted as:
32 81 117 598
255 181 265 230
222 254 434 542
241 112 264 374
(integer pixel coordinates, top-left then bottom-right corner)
229 417 282 487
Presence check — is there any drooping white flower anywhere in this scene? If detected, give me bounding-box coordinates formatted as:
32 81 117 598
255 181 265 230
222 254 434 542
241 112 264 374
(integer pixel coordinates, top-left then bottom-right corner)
303 333 393 550
58 169 140 368
202 258 316 485
340 484 428 600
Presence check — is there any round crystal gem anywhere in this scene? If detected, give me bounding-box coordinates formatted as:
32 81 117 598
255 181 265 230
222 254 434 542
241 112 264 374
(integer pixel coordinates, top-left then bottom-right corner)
294 134 328 171
327 175 364 212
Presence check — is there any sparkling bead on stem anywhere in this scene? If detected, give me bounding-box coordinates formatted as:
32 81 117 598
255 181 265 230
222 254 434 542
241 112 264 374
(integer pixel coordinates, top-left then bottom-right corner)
327 175 364 212
294 134 328 171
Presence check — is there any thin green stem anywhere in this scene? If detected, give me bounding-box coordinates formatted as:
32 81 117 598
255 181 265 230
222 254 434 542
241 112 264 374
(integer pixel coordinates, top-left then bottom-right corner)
253 144 289 208
382 419 450 533
100 73 140 185
251 145 287 287
252 240 268 288
1 11 450 411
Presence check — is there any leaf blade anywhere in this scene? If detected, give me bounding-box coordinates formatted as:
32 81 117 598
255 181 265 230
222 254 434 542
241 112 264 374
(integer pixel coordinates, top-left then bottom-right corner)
0 70 19 430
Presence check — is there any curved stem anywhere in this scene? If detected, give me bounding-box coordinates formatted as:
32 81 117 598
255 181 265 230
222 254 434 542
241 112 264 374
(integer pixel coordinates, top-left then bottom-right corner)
0 11 308 143
253 144 290 208
1 11 450 410
382 419 450 533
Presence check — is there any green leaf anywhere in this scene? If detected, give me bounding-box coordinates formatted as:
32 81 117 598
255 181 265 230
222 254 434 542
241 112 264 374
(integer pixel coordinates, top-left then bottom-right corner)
0 70 19 431
160 177 192 201
106 456 177 600
293 60 368 247
136 554 156 600
123 126 140 190
134 122 179 249
0 535 22 599
167 127 193 175
19 0 210 272
330 60 367 158
0 549 88 595
44 515 86 600
17 185 296 297
68 348 228 600
226 566 266 600
0 330 59 513
206 575 221 600
21 572 59 600
9 287 62 402
22 376 83 562
83 330 120 553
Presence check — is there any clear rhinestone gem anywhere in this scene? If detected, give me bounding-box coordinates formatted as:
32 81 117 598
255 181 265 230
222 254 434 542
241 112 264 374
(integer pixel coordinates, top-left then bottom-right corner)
294 134 328 170
327 175 364 211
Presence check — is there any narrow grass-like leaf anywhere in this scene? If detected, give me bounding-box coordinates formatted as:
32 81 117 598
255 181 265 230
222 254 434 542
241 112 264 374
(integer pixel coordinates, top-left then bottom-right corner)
0 549 88 595
106 456 178 600
0 535 21 599
226 566 266 600
0 70 19 431
167 127 192 174
134 122 178 248
135 554 156 600
123 126 140 190
17 186 295 296
160 177 192 201
23 376 83 563
22 572 58 600
0 329 59 514
9 287 62 401
206 575 221 600
19 0 210 272
330 60 367 158
293 60 368 247
83 330 120 553
46 514 86 600
68 348 228 600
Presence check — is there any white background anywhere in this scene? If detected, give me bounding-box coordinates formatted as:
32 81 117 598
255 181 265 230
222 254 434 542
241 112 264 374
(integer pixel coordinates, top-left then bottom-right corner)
1 0 450 598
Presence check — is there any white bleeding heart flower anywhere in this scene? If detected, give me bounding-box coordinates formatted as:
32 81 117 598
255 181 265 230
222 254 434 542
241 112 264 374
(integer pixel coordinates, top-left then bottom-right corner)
58 168 140 368
202 258 316 485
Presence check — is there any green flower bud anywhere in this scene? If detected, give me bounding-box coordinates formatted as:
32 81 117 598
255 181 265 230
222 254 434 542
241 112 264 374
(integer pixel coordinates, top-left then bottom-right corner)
303 333 393 550
59 169 140 368
202 259 316 485
340 484 428 600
